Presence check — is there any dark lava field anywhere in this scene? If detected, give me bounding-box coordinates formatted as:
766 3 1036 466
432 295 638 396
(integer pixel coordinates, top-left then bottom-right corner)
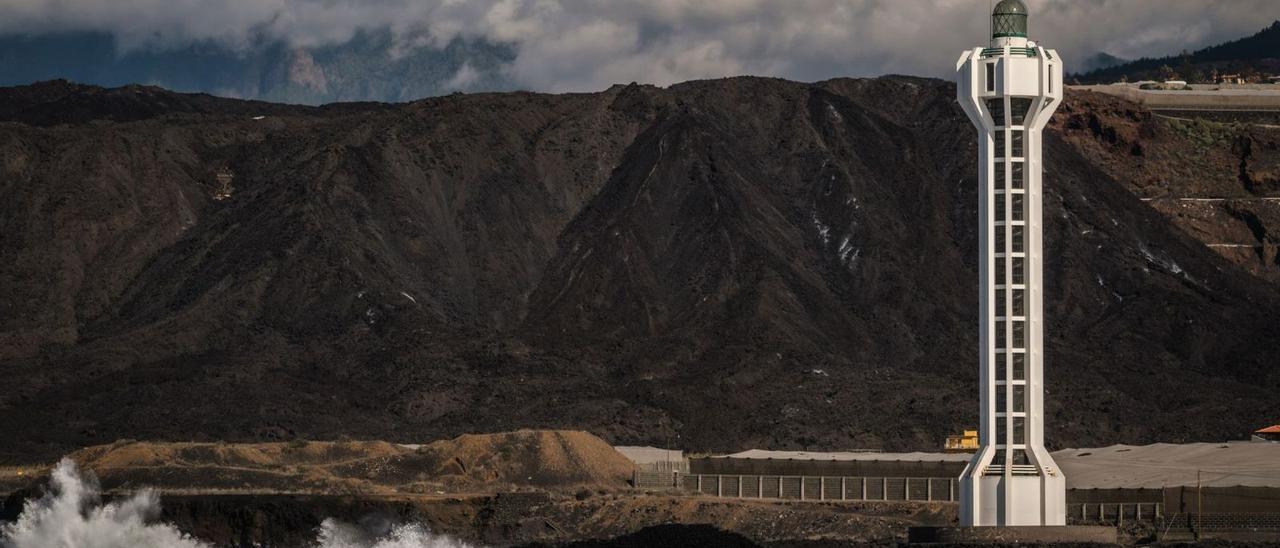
1 77 1278 461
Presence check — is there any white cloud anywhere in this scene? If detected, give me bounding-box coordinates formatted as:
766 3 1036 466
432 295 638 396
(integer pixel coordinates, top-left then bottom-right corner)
443 61 482 91
0 0 1276 92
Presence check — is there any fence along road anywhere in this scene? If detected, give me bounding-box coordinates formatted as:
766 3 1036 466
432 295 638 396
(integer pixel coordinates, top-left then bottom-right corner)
676 474 958 502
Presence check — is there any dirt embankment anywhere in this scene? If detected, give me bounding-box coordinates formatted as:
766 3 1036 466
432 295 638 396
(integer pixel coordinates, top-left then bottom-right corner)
0 430 632 497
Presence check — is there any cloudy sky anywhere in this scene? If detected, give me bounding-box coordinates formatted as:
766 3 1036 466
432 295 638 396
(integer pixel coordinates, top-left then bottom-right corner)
1 0 1277 92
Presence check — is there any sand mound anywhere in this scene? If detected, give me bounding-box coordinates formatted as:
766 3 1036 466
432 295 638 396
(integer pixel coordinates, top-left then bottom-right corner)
65 440 413 493
407 430 633 489
71 440 409 470
49 431 630 494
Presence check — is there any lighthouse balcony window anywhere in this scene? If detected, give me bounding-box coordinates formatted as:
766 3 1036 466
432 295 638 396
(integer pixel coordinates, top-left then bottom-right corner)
986 64 997 93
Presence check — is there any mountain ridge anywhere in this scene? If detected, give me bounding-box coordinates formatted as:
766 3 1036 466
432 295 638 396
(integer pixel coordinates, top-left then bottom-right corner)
1076 21 1280 83
1 76 1277 461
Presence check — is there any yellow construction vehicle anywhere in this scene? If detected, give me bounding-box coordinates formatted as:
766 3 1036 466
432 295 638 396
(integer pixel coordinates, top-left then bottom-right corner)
945 430 979 453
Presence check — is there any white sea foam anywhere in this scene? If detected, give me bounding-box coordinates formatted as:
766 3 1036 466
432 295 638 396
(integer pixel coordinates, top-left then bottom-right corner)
314 519 473 548
0 459 208 548
0 459 475 548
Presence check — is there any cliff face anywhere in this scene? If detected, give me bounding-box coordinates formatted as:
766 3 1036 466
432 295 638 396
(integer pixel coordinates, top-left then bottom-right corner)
1052 90 1280 284
1 77 1277 460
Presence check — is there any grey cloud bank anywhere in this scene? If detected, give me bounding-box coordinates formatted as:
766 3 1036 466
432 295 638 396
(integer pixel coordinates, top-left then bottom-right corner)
0 0 1276 92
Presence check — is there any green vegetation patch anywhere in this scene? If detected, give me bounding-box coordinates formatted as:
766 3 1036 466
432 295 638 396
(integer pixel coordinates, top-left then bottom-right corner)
1162 117 1242 148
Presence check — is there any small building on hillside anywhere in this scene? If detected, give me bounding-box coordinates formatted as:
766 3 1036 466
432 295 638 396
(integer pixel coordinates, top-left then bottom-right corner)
1218 74 1247 85
1254 425 1280 442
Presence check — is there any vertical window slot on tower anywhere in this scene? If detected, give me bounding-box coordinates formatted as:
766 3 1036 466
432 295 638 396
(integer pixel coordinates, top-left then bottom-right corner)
1012 163 1025 189
1010 98 1032 125
995 132 1007 158
995 193 1006 221
1012 130 1025 157
987 98 1004 125
995 229 1006 255
996 352 1008 381
1012 353 1026 380
1012 321 1026 348
1012 258 1025 285
986 63 996 93
1012 385 1026 413
996 288 1007 317
1011 226 1025 253
1012 288 1026 316
995 162 1006 187
1011 193 1025 221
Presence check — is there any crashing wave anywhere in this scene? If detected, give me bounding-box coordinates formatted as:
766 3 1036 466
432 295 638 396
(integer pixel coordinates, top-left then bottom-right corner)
0 459 474 548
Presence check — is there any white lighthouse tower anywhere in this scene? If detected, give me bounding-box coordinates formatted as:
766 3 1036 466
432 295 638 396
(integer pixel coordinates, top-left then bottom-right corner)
955 0 1066 527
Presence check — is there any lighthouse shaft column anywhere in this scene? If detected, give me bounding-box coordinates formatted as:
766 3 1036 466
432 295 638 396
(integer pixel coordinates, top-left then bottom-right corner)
955 38 1065 527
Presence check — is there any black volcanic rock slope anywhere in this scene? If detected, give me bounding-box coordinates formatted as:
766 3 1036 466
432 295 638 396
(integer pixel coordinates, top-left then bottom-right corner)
0 78 1277 461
